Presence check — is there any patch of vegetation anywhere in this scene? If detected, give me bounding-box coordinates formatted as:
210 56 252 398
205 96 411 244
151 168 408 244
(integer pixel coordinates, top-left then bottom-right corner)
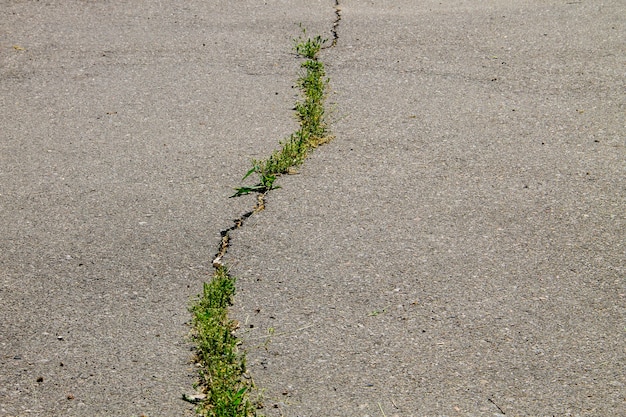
232 30 332 197
189 265 254 417
293 27 325 59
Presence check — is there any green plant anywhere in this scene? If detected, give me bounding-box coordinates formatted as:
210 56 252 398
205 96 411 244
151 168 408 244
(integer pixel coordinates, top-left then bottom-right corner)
293 26 326 59
231 165 279 197
231 29 330 197
189 266 254 417
232 29 332 198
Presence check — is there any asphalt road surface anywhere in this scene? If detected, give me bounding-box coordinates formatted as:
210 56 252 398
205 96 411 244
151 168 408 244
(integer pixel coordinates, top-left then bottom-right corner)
2 1 624 417
229 1 625 416
1 1 329 416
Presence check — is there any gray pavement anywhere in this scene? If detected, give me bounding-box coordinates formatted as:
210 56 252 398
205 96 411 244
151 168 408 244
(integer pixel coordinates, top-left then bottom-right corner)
229 1 625 416
1 1 332 416
1 1 624 417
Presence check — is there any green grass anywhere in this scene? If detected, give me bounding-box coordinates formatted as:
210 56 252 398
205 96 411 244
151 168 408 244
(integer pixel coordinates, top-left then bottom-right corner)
189 266 254 417
232 31 331 197
189 29 332 417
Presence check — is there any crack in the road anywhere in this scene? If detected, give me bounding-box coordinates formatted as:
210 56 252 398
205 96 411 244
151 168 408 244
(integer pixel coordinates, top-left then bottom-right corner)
211 194 264 268
189 7 340 416
214 2 341 269
331 0 341 47
323 0 341 49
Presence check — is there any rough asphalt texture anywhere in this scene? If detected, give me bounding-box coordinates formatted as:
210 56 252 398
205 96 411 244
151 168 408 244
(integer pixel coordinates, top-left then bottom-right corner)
1 1 624 417
229 1 625 416
1 1 328 416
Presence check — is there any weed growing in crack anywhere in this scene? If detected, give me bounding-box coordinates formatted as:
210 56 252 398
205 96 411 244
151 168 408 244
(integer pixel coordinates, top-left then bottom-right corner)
294 25 325 59
232 29 332 198
188 266 254 417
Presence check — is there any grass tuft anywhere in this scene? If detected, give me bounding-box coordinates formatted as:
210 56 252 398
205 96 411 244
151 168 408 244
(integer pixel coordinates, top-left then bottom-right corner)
293 25 325 59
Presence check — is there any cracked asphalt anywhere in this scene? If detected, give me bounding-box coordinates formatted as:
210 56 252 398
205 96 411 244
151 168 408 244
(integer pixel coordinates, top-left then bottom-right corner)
1 1 624 417
1 1 329 416
229 1 625 416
